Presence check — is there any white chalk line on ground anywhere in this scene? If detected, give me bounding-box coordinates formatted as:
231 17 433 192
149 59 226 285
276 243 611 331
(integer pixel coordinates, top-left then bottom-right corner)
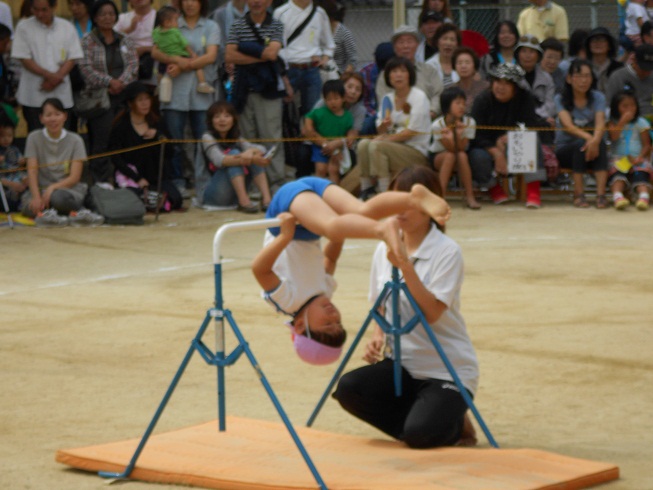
0 260 232 297
1 234 630 297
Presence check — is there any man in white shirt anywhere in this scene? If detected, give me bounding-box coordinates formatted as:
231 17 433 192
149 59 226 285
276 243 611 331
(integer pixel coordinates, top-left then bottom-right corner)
11 0 83 131
274 0 335 115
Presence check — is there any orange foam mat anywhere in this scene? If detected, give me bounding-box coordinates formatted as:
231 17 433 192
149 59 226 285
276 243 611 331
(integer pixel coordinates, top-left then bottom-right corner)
56 416 618 490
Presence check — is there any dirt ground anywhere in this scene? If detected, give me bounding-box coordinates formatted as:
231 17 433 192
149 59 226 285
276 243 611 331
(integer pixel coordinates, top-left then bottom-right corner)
1 198 652 490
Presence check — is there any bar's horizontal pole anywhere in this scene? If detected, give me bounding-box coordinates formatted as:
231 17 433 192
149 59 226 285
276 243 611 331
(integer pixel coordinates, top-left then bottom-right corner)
212 218 281 265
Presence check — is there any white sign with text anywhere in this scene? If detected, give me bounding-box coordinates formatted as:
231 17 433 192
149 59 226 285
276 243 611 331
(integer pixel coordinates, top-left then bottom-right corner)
508 130 537 173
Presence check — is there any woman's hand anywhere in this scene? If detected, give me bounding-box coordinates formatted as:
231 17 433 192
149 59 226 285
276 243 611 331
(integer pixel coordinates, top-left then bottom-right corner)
252 154 271 166
321 139 341 156
42 185 56 208
582 138 600 161
137 178 149 189
167 63 183 78
377 114 392 134
108 78 125 95
362 329 385 364
29 194 44 215
143 127 157 139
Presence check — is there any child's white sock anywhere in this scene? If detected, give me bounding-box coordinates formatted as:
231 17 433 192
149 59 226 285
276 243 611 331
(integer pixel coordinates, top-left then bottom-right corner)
378 177 390 192
639 192 650 200
613 191 624 201
360 177 373 190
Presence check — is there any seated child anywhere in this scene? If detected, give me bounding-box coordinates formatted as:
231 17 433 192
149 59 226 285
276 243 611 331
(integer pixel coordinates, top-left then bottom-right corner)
0 110 27 212
153 6 215 94
303 80 356 184
607 90 652 210
431 87 479 209
252 176 451 365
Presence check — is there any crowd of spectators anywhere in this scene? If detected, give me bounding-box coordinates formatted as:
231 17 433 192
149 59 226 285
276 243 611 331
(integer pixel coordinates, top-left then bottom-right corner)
2 0 653 227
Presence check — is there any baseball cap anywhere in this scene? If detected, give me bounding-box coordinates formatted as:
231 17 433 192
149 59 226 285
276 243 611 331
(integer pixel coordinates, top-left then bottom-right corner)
419 10 443 25
391 25 420 44
287 322 343 365
634 44 653 71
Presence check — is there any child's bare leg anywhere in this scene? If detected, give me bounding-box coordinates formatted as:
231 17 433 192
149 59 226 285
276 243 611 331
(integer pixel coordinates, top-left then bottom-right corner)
434 152 455 198
321 184 451 226
594 170 608 195
230 174 252 206
253 171 272 206
314 162 328 178
611 179 625 194
289 191 403 257
457 152 480 207
196 69 215 93
572 172 584 196
327 157 341 184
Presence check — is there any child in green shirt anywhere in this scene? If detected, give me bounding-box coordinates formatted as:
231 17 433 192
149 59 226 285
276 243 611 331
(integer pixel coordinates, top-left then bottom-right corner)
304 80 356 184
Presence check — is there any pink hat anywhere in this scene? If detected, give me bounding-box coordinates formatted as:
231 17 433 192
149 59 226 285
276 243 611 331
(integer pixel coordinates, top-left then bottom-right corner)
286 323 343 366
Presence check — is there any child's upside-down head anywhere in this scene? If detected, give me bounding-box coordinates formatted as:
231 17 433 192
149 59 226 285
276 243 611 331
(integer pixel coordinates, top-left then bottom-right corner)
290 295 347 365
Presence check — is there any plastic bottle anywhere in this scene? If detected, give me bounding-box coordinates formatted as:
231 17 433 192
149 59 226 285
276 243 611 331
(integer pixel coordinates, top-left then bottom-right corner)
159 74 172 103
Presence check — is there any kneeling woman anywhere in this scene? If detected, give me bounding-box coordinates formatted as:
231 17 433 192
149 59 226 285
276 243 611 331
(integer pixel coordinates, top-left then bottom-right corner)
334 166 478 449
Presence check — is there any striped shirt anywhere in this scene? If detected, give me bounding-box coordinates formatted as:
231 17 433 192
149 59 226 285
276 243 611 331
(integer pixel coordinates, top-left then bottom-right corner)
332 23 357 73
227 13 284 48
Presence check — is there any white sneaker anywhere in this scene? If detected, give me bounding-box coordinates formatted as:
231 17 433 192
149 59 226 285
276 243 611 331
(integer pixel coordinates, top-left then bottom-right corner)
35 208 69 228
69 208 105 227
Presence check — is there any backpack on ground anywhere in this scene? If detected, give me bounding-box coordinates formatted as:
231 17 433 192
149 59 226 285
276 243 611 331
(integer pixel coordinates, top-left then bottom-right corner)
87 185 146 225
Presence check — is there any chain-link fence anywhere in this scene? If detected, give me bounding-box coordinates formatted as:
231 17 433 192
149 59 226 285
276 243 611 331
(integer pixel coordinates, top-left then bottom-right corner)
345 1 621 66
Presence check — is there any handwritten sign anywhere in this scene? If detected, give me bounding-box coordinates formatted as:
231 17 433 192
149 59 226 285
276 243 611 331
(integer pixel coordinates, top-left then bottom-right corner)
508 130 537 173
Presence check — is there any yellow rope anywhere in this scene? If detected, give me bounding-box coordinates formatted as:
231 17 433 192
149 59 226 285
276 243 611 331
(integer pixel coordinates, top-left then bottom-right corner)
0 125 615 177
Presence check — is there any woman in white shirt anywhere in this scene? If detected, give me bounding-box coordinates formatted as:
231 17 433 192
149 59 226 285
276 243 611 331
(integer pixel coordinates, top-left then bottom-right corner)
357 57 431 200
334 166 479 448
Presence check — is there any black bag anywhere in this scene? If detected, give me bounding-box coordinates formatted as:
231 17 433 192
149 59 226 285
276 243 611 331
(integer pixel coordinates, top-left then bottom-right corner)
87 185 146 225
282 100 312 177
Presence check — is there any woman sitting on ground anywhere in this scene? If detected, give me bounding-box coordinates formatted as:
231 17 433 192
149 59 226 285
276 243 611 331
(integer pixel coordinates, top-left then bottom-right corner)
357 57 431 200
21 98 103 227
109 81 183 212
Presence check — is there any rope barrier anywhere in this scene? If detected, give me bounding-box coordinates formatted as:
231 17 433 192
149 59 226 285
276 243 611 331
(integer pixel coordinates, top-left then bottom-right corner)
0 124 614 177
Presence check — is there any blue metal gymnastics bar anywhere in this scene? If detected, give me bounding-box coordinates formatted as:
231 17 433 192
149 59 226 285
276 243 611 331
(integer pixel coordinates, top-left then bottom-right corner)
98 218 329 490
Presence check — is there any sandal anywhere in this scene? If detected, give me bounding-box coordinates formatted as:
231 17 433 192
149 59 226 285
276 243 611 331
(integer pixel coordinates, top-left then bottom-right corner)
596 194 608 209
464 197 481 210
573 194 589 208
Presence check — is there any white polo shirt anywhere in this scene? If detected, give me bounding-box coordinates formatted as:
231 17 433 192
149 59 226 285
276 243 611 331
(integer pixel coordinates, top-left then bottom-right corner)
369 224 479 394
273 0 334 64
11 16 83 108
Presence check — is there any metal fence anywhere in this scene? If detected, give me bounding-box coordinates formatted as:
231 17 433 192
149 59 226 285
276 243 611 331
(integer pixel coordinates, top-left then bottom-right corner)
345 0 621 66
